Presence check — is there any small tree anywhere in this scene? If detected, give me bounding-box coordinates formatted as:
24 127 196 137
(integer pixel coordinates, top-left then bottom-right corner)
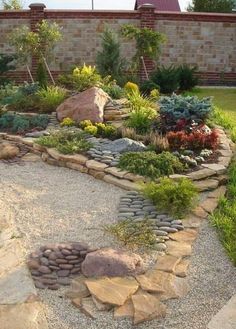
96 28 126 85
1 0 22 10
10 20 62 86
121 25 166 77
187 0 235 12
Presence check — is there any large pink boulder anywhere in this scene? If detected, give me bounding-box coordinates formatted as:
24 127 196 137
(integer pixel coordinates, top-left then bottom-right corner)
81 248 144 277
56 87 109 123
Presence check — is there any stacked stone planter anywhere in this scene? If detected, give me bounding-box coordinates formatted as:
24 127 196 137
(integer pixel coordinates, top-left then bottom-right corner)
103 99 131 124
28 242 95 290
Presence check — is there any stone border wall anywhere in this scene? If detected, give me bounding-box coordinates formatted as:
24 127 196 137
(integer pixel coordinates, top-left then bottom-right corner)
1 3 236 85
0 126 233 192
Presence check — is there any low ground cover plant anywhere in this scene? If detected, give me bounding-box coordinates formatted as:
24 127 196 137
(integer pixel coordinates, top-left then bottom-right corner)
80 120 117 139
0 112 48 133
36 129 92 154
142 177 198 218
210 163 236 265
105 218 157 250
118 151 184 179
167 129 219 150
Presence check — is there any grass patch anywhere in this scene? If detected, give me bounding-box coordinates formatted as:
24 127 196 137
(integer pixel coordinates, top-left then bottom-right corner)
210 162 236 265
105 218 157 250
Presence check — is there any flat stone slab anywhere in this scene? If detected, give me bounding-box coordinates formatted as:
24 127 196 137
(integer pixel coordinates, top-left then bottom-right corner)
0 302 48 329
0 240 24 275
132 291 167 325
85 277 139 306
202 163 226 175
0 266 36 304
207 294 236 329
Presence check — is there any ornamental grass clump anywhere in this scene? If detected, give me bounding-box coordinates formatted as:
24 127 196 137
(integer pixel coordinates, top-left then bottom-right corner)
105 218 157 250
118 151 184 179
142 177 198 218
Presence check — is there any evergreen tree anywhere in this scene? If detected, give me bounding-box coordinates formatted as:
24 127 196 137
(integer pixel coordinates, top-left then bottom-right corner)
96 29 126 85
188 0 235 12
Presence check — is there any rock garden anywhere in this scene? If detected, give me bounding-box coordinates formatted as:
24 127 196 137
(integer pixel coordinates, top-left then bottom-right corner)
0 20 235 329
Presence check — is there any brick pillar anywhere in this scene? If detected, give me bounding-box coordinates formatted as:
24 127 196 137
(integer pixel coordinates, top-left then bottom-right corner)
138 4 156 81
29 3 46 77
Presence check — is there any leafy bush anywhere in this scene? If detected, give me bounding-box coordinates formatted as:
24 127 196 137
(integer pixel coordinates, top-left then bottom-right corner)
37 86 67 113
159 94 213 127
0 54 15 86
102 84 124 99
151 65 179 94
167 129 219 150
36 129 92 154
84 125 98 136
140 80 160 96
105 218 157 249
142 177 198 218
96 29 126 84
118 151 184 179
7 94 40 112
0 112 48 133
58 64 102 92
178 65 199 91
60 117 76 127
79 120 93 129
124 82 139 95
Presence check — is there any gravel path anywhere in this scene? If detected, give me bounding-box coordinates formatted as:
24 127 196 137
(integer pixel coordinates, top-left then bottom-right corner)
0 160 235 329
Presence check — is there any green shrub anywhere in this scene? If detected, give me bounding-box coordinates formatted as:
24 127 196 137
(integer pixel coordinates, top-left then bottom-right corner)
118 151 184 179
124 82 139 95
142 177 198 218
12 115 30 133
178 65 199 91
105 218 157 249
0 112 48 133
79 120 93 129
7 94 41 112
37 86 67 113
0 54 15 86
36 129 92 154
84 125 98 136
159 94 213 124
140 80 160 95
60 117 76 127
151 65 179 94
102 84 124 99
58 64 102 92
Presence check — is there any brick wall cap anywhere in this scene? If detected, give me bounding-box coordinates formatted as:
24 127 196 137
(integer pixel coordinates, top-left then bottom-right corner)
29 3 46 9
138 3 155 10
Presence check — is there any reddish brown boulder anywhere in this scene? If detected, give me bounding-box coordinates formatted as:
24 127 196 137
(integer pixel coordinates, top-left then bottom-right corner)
0 142 19 160
81 248 144 277
56 87 109 123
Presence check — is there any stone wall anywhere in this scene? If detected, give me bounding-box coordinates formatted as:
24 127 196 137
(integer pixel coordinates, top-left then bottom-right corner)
0 3 236 85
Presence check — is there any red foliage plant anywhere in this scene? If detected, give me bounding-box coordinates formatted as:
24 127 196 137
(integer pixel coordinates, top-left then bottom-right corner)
167 129 219 151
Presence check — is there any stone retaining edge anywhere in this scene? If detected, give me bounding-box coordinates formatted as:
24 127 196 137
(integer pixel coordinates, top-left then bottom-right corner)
0 127 233 192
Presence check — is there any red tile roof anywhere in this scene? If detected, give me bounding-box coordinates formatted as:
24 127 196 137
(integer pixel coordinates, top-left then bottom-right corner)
135 0 181 11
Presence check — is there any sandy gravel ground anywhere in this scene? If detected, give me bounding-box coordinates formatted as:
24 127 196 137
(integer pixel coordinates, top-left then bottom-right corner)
0 160 235 329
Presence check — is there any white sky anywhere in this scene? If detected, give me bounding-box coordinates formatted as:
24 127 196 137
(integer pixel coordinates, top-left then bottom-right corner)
22 0 190 11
